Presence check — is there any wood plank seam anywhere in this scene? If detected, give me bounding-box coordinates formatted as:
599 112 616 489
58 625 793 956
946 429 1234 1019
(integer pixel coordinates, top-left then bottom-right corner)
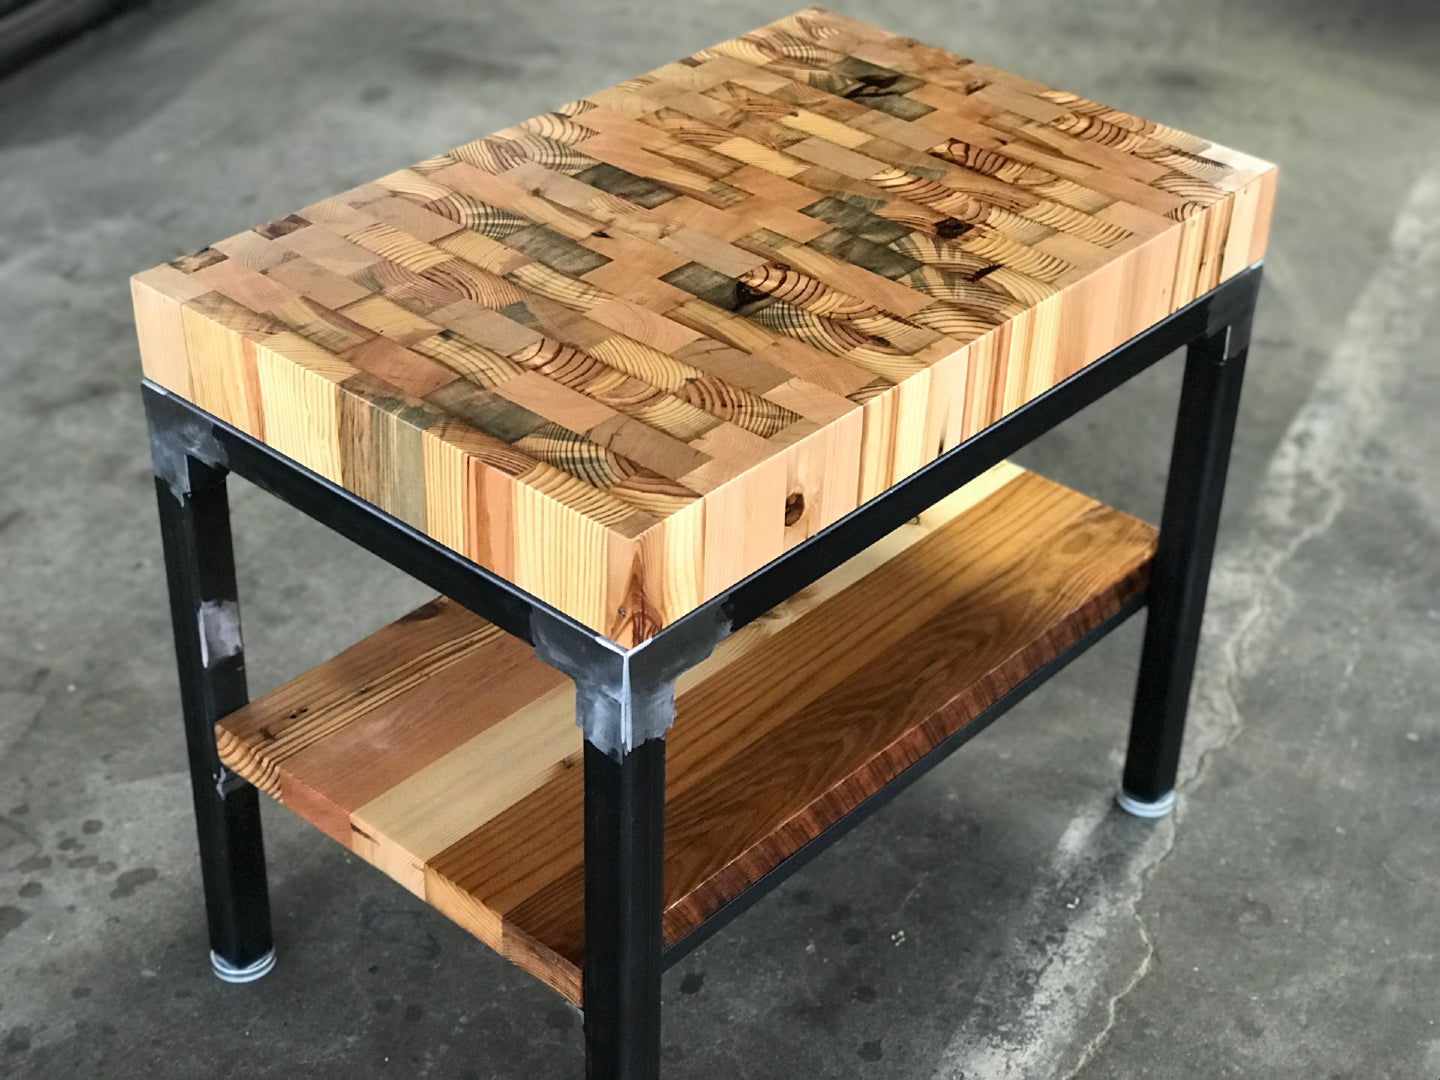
214 464 1158 1003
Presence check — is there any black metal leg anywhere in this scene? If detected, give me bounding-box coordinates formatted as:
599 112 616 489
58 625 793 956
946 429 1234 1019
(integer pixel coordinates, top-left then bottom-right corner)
581 732 668 1080
526 603 713 1080
153 459 275 981
1119 307 1253 817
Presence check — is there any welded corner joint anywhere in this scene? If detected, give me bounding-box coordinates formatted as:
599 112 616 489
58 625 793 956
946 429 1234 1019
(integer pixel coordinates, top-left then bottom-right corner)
144 381 227 500
531 605 730 758
1203 260 1264 363
574 674 679 760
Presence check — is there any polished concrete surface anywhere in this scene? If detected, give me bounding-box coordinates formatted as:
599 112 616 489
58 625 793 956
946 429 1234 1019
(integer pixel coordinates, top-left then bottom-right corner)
1 1 1438 1076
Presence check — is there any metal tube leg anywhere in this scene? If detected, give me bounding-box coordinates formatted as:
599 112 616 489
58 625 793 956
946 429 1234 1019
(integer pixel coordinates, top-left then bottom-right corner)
153 459 275 981
1119 311 1253 818
582 732 668 1080
529 605 720 1079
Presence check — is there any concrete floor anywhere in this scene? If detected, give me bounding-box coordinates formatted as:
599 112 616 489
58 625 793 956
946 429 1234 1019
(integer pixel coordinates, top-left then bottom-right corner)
1 0 1437 1076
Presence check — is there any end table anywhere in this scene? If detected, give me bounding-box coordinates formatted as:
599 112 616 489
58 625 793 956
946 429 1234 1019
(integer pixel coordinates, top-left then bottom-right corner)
132 9 1274 1076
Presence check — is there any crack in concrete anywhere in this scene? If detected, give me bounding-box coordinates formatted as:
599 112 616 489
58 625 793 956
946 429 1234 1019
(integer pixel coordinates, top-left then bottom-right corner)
928 803 1172 1079
1064 900 1154 1079
1060 150 1440 1079
937 150 1440 1080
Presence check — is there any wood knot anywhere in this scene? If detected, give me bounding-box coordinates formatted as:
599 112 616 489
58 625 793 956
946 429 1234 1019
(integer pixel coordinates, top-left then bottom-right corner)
402 598 447 622
784 492 806 527
935 217 971 240
733 279 770 309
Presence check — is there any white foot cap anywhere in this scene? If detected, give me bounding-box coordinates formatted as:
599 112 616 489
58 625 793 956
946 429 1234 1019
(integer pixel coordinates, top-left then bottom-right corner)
1115 788 1176 819
210 948 276 984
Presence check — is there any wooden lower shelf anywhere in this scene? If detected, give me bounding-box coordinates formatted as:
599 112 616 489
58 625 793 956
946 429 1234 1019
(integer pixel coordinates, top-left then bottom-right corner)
215 463 1156 1004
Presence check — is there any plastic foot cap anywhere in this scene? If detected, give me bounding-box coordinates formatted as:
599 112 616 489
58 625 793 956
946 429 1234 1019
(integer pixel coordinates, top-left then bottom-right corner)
1115 788 1176 819
210 948 276 984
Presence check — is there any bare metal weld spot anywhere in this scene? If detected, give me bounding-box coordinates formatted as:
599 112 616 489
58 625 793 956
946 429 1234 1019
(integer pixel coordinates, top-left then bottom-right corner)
198 600 242 668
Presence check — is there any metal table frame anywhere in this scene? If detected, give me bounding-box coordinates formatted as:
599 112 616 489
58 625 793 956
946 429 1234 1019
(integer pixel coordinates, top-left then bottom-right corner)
144 263 1262 1079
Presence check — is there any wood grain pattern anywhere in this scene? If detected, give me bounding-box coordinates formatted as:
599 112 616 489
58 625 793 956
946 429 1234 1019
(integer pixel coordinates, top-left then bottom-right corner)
133 8 1272 644
215 465 1157 1003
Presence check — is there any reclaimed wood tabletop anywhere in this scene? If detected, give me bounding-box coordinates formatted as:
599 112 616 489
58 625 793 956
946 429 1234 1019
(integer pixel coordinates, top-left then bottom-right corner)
132 7 1276 646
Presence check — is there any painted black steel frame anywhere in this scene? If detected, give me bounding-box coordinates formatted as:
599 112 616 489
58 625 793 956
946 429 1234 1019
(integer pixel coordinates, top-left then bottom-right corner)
153 460 274 981
145 263 1261 1079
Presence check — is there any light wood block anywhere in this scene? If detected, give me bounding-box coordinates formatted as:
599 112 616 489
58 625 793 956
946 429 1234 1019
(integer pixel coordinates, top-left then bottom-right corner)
134 9 1270 644
215 465 1157 1003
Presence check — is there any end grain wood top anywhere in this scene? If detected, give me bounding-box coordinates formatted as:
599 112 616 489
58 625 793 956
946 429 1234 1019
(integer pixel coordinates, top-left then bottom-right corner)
214 464 1157 1003
132 7 1274 645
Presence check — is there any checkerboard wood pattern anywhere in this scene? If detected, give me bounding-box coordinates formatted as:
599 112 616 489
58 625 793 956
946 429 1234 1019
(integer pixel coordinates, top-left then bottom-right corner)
133 8 1275 645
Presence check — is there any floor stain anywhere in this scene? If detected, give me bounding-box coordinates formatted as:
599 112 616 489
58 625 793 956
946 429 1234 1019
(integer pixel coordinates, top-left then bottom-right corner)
0 906 27 941
2 1025 32 1055
109 868 158 900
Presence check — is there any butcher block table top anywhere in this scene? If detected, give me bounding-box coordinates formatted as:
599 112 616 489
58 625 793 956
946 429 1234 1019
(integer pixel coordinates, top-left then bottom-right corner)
132 7 1276 647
